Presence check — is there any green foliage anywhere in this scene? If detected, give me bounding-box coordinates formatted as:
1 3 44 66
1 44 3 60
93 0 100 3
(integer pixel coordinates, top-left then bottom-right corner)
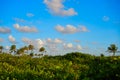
39 47 45 52
107 44 118 56
10 45 16 54
0 52 120 80
0 46 3 53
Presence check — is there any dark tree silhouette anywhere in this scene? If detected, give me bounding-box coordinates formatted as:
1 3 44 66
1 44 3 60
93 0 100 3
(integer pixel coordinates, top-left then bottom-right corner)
28 44 34 53
10 45 16 54
0 46 3 53
107 44 118 56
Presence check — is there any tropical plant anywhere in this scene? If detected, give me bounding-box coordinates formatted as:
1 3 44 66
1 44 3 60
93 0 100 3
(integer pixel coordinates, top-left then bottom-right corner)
16 47 25 55
10 45 16 54
0 46 3 53
28 44 34 53
23 46 29 54
107 44 118 56
39 47 45 52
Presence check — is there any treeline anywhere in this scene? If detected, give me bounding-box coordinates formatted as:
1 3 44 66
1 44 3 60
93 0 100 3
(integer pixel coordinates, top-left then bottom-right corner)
0 44 46 57
0 52 120 80
0 44 119 57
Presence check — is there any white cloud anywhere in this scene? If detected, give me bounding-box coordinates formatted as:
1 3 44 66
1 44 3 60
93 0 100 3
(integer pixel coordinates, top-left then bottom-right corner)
79 25 89 32
26 13 34 17
13 23 38 33
76 45 82 50
103 16 109 21
46 38 63 44
0 38 4 42
55 24 79 34
44 0 77 16
63 43 73 49
22 37 32 44
35 39 44 49
63 43 83 51
8 35 16 43
55 24 89 34
0 27 11 34
54 38 63 44
46 38 52 43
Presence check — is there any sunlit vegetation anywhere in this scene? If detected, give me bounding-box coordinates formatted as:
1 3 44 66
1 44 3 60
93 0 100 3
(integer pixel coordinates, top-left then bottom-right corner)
0 52 120 80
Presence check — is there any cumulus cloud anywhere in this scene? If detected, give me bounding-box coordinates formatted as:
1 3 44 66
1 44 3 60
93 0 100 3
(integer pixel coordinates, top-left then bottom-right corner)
0 27 11 34
63 43 82 51
55 24 89 34
63 43 73 49
26 13 34 17
13 23 38 33
44 38 63 53
76 45 82 50
8 35 16 43
103 16 109 21
46 38 63 44
44 0 77 16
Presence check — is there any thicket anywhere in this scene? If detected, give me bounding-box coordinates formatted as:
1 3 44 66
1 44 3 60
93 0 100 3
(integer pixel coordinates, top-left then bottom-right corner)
0 52 120 80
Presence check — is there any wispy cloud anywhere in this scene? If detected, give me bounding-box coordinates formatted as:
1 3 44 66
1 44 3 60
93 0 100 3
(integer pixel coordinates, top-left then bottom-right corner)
74 40 80 43
103 16 110 22
44 0 77 16
0 20 3 23
13 23 38 33
8 35 16 43
26 13 34 17
0 27 11 34
13 18 26 23
55 24 89 34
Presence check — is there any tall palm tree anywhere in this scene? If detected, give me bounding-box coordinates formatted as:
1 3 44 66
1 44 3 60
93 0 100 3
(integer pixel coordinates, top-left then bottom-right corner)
16 47 25 55
107 44 118 56
0 46 3 53
39 47 45 55
28 44 34 53
23 46 29 54
10 45 16 54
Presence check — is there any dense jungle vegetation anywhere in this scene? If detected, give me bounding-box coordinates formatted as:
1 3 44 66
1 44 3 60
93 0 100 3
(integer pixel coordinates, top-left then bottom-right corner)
0 52 120 80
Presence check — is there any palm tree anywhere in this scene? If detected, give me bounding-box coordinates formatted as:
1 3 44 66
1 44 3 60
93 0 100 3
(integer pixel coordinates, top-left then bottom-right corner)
16 48 24 55
107 44 118 56
39 47 45 53
0 46 3 53
23 46 29 54
28 44 34 53
10 45 16 54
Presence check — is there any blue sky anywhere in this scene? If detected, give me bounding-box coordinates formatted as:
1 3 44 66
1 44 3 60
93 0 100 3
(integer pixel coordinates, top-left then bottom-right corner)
0 0 120 55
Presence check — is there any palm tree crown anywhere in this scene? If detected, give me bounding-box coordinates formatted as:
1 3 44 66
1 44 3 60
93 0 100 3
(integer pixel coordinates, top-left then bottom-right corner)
0 46 3 53
107 44 118 56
